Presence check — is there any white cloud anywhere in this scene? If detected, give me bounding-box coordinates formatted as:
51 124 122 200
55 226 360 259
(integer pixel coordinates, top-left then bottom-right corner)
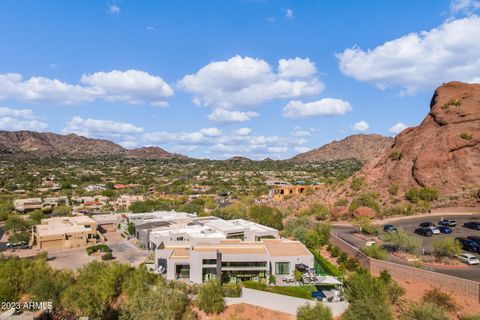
0 70 173 106
234 128 252 136
0 106 47 131
146 26 156 31
108 3 120 14
208 108 259 123
179 55 323 113
389 122 408 134
450 0 480 15
294 146 310 153
285 8 294 18
64 116 143 139
278 58 316 78
199 127 222 137
337 16 480 94
80 70 174 105
282 98 352 118
290 127 311 137
353 120 369 131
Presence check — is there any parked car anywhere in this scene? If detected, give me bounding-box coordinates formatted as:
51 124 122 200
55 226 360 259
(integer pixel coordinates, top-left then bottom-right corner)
463 221 480 230
457 253 480 265
427 227 440 235
383 224 398 233
439 219 457 227
415 227 433 237
455 237 480 253
467 236 480 245
419 222 435 228
437 226 452 234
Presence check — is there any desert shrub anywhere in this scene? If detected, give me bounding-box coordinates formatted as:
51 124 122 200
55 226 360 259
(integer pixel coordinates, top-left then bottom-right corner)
295 270 303 282
460 132 473 140
405 187 438 203
383 204 414 216
461 316 480 320
303 202 331 220
441 98 461 110
242 281 267 291
353 217 380 236
248 205 283 230
268 275 276 285
222 282 241 297
379 270 406 304
334 198 349 207
388 183 399 195
101 252 113 260
297 302 333 320
400 302 449 320
349 192 381 213
127 222 135 235
197 280 225 314
86 244 110 255
390 150 401 160
350 177 364 191
422 287 457 312
431 238 462 258
360 245 388 260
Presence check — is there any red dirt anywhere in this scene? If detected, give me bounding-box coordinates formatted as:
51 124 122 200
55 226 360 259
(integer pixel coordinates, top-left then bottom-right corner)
196 303 295 320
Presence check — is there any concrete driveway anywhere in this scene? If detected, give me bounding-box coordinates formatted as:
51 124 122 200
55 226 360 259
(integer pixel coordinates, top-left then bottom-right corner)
47 246 96 270
109 239 150 266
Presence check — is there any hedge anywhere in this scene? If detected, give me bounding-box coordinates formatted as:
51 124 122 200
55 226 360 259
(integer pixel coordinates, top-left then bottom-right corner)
309 248 342 277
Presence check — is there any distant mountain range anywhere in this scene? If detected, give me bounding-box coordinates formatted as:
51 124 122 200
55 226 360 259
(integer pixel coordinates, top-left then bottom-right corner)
0 130 395 162
289 134 394 162
0 131 184 160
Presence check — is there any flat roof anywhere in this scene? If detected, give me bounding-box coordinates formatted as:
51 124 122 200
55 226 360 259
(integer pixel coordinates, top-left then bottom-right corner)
263 239 311 257
151 224 226 239
37 216 96 237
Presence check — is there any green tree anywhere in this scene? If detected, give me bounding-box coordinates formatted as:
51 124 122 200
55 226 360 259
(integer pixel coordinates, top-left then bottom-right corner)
383 229 420 253
431 238 462 258
29 209 44 224
297 302 333 320
196 280 225 314
127 222 136 235
248 205 283 230
360 245 388 260
4 215 28 232
52 205 71 217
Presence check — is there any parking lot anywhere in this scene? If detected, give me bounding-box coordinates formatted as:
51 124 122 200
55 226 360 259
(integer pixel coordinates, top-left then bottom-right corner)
333 213 480 282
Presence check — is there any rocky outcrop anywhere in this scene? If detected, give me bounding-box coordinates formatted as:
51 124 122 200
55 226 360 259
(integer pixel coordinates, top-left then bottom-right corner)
357 82 480 197
289 134 393 162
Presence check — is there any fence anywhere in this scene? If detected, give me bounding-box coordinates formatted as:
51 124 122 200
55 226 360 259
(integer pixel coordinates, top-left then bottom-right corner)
330 233 480 302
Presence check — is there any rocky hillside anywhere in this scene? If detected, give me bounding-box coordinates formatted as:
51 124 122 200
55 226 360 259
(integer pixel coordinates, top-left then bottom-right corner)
357 81 480 198
0 130 181 160
290 134 393 162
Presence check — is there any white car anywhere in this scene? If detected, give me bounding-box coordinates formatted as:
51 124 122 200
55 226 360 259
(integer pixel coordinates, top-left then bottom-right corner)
458 253 480 265
427 227 440 235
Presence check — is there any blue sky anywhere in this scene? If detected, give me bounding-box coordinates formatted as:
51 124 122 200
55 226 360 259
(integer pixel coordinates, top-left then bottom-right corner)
1 0 479 159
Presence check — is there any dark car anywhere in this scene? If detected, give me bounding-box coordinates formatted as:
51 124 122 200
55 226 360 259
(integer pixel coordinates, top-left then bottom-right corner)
415 227 433 237
463 221 480 230
467 236 480 245
455 237 480 253
419 222 435 228
383 224 398 233
437 226 452 234
439 219 457 227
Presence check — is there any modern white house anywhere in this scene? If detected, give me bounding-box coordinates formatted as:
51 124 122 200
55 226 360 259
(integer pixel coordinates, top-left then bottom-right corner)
155 238 314 284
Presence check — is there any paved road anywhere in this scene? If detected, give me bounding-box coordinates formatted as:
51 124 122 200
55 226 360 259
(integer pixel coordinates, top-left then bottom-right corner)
332 213 480 282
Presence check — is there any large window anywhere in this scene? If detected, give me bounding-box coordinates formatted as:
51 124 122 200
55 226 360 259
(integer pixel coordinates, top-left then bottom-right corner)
202 259 217 265
275 262 290 275
222 261 267 268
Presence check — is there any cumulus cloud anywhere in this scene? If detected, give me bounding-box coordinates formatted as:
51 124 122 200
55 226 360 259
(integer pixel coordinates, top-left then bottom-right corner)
0 106 48 131
234 128 252 136
143 127 307 159
290 127 312 137
294 146 310 153
353 120 369 131
450 0 480 16
389 122 409 134
208 108 259 123
108 3 120 14
199 127 222 137
337 16 480 94
285 8 294 18
64 116 143 139
179 55 323 113
0 70 173 106
282 98 352 118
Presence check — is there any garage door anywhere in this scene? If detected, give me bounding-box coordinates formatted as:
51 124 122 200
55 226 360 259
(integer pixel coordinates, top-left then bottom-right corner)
40 239 64 249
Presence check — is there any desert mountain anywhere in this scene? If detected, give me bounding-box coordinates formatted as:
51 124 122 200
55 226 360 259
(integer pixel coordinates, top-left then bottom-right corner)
357 81 480 198
0 130 182 160
290 134 393 162
225 156 252 162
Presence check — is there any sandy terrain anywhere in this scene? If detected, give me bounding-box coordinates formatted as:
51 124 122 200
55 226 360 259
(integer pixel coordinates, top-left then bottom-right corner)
196 304 295 320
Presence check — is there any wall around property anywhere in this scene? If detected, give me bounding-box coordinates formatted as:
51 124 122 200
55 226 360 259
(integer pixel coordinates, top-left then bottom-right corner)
330 233 480 302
